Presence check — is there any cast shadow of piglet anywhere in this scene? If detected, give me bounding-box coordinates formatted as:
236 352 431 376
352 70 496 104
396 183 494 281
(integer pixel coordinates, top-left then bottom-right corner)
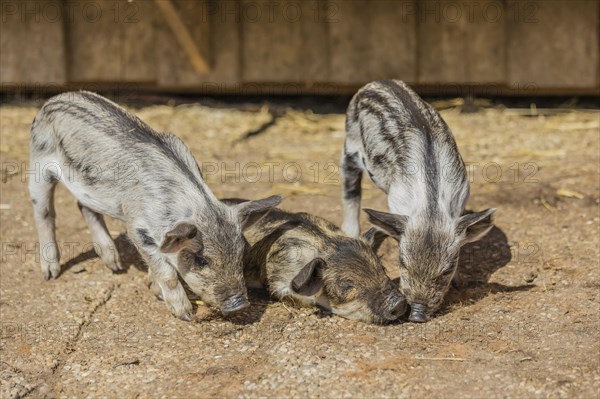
443 225 534 312
59 233 145 275
59 234 266 324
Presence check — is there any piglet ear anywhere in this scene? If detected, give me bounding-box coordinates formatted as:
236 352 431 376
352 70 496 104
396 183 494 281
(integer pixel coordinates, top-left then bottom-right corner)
236 195 283 229
160 222 198 253
457 208 496 244
361 227 389 253
363 209 408 241
220 198 248 206
291 258 325 296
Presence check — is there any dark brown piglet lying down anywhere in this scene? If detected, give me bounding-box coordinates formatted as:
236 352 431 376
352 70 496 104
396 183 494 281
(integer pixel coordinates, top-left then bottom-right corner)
222 199 406 324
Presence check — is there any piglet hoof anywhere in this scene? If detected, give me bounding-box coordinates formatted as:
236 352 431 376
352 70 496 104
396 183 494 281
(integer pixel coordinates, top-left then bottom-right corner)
111 261 124 273
41 261 61 280
147 280 163 301
180 313 193 322
110 265 125 274
102 250 123 273
167 298 194 321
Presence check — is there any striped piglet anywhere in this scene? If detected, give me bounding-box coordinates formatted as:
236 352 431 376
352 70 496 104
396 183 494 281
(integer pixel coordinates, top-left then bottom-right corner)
29 91 281 320
341 80 495 322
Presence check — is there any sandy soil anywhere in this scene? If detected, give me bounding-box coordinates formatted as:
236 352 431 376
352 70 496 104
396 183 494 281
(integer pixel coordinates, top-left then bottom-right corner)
0 97 599 398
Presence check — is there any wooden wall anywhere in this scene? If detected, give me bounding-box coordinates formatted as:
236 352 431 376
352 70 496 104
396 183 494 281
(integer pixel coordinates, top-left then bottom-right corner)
1 0 598 95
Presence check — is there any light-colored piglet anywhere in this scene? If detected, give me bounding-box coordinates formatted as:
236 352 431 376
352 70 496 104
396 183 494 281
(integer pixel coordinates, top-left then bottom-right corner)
341 80 495 322
29 91 281 320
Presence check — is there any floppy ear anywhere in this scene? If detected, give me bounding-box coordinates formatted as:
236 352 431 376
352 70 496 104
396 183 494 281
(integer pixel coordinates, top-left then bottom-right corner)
236 195 283 229
457 208 496 244
363 209 408 241
160 222 198 253
362 227 389 253
291 258 325 296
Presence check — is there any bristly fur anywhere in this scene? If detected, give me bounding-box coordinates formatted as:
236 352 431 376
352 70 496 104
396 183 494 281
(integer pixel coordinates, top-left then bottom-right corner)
241 207 406 324
29 91 281 320
341 80 495 319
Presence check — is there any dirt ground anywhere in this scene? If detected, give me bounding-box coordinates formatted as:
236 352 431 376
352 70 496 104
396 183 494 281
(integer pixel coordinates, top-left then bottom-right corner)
0 96 599 398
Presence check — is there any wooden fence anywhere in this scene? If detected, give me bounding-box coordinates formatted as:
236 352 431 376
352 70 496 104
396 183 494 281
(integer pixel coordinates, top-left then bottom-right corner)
1 0 598 95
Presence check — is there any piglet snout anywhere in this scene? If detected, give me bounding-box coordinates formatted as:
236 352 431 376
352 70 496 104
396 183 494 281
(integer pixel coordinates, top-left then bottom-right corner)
408 303 428 323
221 293 250 315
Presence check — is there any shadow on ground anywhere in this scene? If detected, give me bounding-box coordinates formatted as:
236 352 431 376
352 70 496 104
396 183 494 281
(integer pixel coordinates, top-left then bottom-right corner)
445 226 534 311
59 234 145 276
57 224 531 323
59 233 270 324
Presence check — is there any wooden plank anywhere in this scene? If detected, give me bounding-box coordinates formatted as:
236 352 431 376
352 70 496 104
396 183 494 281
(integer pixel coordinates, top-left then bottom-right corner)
367 1 418 82
68 0 156 82
507 0 599 88
418 0 506 84
155 0 209 75
0 0 66 84
122 1 157 82
329 0 372 84
157 0 237 87
68 0 121 82
241 0 329 83
300 0 331 84
329 0 417 84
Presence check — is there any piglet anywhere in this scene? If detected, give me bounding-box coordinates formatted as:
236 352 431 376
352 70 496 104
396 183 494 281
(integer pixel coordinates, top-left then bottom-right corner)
29 91 281 320
223 199 406 324
341 80 495 322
